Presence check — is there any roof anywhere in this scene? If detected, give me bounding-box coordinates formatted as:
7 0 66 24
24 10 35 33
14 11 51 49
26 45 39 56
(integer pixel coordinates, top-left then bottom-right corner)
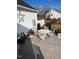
17 0 36 10
53 9 61 13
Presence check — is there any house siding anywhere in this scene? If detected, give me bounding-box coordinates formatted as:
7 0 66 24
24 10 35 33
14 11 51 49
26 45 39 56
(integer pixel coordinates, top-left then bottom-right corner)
17 8 37 33
50 9 60 19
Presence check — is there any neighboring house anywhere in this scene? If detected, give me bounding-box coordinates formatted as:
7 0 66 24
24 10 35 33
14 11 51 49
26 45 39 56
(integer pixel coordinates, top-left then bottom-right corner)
44 9 61 30
45 9 61 19
17 0 37 33
37 19 45 27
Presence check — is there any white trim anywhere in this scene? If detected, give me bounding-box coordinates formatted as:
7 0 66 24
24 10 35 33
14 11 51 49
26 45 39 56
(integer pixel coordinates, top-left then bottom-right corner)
17 5 37 12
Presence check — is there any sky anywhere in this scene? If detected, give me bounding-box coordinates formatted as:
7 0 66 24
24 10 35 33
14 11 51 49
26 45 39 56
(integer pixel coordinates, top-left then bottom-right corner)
24 0 61 9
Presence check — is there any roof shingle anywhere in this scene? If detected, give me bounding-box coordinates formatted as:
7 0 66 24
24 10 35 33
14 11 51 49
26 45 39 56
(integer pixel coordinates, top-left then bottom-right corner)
17 0 36 10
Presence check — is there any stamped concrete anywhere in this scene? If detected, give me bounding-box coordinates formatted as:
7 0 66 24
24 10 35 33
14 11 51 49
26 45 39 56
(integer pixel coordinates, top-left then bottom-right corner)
17 35 61 59
31 35 61 59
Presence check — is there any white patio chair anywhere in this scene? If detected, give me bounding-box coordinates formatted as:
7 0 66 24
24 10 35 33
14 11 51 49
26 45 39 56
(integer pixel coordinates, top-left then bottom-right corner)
38 32 46 40
46 32 54 40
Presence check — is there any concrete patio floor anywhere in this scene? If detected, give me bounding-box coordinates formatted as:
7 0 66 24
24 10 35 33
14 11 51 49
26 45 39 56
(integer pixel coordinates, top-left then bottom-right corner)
31 35 61 59
17 35 61 59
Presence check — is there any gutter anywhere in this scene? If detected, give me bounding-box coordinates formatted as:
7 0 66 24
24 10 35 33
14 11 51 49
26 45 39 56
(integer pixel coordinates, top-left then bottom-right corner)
17 5 37 12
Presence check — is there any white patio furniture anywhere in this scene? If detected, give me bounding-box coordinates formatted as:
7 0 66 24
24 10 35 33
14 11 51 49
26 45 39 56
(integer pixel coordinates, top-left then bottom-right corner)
38 29 52 40
45 31 54 40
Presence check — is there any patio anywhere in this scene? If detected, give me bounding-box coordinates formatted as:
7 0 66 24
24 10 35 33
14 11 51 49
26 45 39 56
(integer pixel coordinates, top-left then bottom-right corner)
17 34 61 59
31 35 61 59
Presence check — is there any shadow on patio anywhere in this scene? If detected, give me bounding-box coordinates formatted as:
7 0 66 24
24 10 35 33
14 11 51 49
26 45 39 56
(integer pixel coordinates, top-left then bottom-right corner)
17 38 44 59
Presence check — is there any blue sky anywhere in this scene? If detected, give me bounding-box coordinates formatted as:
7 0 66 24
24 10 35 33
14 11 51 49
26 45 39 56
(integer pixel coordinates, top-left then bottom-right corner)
24 0 61 9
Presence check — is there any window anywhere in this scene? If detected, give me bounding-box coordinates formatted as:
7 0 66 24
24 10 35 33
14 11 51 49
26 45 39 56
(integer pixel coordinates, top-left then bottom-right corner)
32 19 36 26
51 14 53 16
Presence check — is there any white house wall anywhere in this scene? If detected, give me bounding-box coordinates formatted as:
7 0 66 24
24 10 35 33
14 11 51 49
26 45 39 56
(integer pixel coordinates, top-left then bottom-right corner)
37 19 45 27
49 9 61 19
17 9 37 33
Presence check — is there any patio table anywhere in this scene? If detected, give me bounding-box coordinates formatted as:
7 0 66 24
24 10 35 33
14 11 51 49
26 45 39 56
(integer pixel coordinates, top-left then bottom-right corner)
38 29 51 40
